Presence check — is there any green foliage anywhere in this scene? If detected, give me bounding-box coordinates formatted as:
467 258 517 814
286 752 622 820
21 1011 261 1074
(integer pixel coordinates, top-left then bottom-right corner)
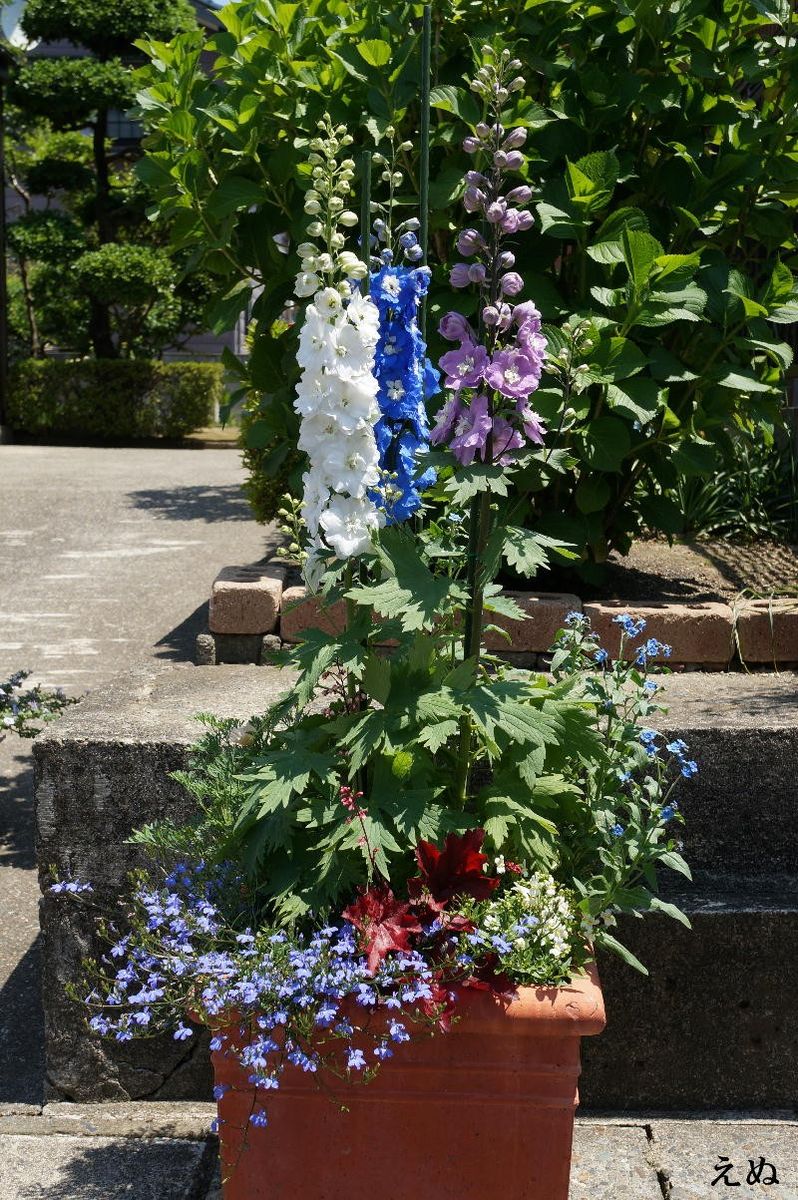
6 211 86 265
21 0 195 57
10 58 135 128
137 0 797 564
7 358 221 438
659 437 798 543
21 130 94 196
136 545 690 967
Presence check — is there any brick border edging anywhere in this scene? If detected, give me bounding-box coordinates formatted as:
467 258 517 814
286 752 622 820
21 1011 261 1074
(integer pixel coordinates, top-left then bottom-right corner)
204 562 798 668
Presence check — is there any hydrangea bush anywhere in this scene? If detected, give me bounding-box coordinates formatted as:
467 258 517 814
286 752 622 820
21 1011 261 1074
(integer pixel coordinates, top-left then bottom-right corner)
56 40 697 1135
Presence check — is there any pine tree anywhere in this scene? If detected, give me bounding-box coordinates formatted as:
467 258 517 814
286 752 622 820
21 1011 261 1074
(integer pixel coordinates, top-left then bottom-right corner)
8 0 196 357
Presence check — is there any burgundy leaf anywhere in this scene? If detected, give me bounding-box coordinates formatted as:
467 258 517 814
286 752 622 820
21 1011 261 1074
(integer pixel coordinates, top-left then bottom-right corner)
412 829 500 905
343 886 423 975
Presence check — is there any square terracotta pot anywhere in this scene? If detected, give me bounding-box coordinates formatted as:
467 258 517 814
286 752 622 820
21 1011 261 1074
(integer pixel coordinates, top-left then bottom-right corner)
211 965 605 1200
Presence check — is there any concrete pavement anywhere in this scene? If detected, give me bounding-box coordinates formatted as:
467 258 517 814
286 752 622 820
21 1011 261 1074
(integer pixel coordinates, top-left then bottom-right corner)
0 443 275 1108
0 444 271 692
1 1108 797 1197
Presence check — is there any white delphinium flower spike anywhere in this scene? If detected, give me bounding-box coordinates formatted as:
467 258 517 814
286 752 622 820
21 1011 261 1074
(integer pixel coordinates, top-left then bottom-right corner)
291 117 383 588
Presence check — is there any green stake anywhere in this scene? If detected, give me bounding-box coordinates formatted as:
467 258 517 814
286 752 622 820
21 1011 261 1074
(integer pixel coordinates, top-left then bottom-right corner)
419 3 432 338
360 148 372 296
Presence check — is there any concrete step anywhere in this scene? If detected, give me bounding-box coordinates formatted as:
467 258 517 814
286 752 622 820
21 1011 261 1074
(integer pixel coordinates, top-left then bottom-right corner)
654 673 798 879
583 881 798 1111
32 664 798 1107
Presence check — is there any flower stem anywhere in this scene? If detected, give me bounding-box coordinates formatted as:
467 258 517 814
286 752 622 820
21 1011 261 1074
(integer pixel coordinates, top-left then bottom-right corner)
419 3 432 339
360 150 372 289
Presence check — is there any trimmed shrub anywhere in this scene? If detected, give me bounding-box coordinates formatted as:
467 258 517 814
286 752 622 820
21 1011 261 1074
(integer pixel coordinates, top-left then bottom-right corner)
7 359 222 439
138 2 798 571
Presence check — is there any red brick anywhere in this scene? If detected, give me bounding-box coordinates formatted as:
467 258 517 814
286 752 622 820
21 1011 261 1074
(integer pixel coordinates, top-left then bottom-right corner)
734 598 798 664
583 600 734 665
483 592 582 654
208 563 287 635
279 586 347 643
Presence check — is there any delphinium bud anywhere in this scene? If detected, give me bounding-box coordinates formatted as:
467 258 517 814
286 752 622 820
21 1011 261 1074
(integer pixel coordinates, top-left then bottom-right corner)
503 127 527 150
464 186 486 213
439 311 473 341
456 228 486 256
500 272 524 296
486 198 507 224
507 185 533 204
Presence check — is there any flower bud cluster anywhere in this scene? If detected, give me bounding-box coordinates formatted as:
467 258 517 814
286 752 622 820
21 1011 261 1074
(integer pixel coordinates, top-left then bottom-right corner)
431 45 547 468
369 128 423 267
295 117 368 298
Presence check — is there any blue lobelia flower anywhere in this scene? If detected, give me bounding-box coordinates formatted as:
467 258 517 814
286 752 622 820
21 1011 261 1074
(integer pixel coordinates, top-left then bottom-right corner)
370 265 439 522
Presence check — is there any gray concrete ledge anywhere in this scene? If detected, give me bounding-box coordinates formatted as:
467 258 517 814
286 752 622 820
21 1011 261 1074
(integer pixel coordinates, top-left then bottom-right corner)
33 663 798 1107
0 1101 215 1139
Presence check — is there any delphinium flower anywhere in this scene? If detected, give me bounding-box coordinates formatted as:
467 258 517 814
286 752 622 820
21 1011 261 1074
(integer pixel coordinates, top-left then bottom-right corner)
431 47 547 467
370 265 437 520
292 117 382 587
367 129 438 521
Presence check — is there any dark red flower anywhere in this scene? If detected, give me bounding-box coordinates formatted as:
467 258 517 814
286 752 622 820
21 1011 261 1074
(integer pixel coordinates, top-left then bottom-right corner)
342 886 423 975
411 829 500 908
463 953 517 999
421 979 458 1033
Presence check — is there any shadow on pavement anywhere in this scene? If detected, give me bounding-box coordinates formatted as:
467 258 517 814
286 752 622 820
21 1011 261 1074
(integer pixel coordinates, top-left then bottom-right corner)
0 736 35 869
10 1133 217 1198
0 937 44 1106
153 602 209 665
128 485 252 523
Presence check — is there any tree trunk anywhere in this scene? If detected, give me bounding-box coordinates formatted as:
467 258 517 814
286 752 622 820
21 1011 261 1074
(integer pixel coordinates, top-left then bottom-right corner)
17 254 41 357
90 108 116 358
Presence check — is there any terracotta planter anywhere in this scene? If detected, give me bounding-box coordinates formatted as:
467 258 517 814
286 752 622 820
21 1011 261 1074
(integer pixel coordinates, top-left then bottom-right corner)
211 963 605 1200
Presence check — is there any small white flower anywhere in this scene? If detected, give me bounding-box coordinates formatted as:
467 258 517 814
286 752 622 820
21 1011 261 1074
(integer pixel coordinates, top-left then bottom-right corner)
319 495 380 558
295 271 321 298
315 287 343 316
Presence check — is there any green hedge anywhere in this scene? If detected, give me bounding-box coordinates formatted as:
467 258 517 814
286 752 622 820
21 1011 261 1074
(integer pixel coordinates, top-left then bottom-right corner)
7 359 223 438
